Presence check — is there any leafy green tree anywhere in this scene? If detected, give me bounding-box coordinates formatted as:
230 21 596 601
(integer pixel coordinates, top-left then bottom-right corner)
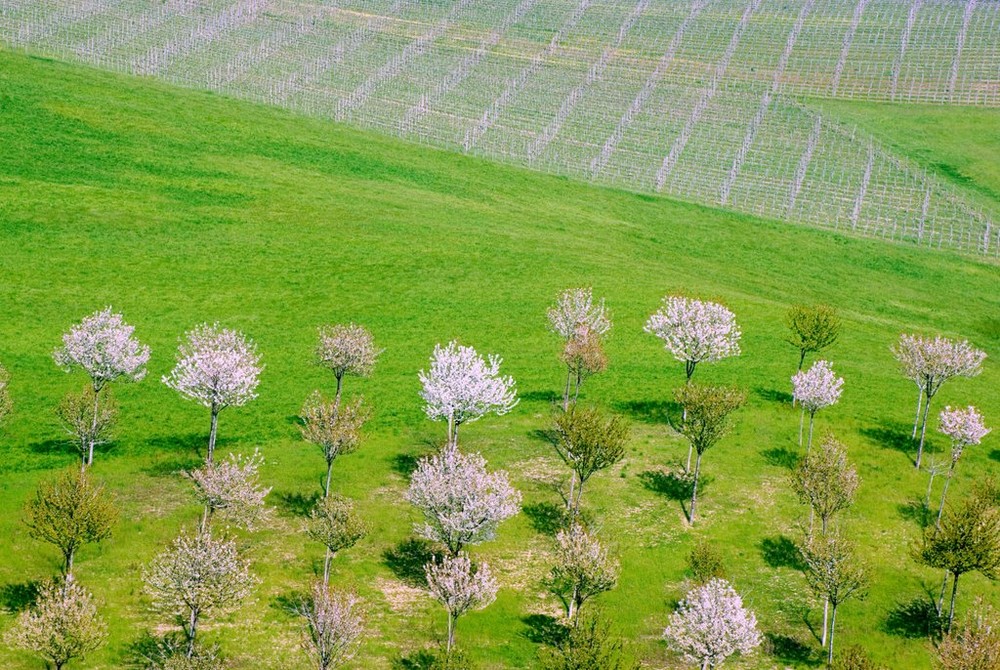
24 469 118 577
673 384 746 523
801 531 869 665
539 613 639 670
786 305 841 371
551 406 629 514
790 435 860 535
307 495 368 586
687 540 727 585
546 523 619 622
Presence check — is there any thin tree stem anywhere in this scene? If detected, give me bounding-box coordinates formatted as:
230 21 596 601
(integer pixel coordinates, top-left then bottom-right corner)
916 391 932 469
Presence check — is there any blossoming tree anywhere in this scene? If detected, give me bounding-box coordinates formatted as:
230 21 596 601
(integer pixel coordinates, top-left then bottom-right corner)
162 323 263 464
425 553 498 654
936 406 990 527
548 288 612 409
418 341 518 449
316 323 381 407
791 360 844 451
53 307 150 466
663 578 762 669
644 296 741 384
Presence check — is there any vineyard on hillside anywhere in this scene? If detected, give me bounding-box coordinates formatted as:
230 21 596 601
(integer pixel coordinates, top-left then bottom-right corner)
3 0 998 256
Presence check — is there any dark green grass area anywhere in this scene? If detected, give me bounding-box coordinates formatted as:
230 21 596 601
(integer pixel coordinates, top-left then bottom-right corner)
0 50 998 669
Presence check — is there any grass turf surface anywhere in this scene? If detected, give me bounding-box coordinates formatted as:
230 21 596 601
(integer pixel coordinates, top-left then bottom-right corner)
0 49 998 669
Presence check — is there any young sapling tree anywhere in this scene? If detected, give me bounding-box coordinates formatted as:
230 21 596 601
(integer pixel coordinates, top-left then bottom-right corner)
425 553 498 655
936 406 990 527
316 323 381 407
300 393 370 498
791 360 844 452
785 305 841 371
550 405 629 514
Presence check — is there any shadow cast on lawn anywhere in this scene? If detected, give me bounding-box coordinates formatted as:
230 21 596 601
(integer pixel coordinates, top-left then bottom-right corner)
521 613 568 646
897 499 933 528
859 422 922 465
520 390 560 405
144 433 209 460
883 596 941 639
760 535 806 571
755 387 794 405
384 538 442 587
765 633 818 666
273 490 320 518
760 447 800 469
612 399 678 426
0 580 41 613
523 501 569 536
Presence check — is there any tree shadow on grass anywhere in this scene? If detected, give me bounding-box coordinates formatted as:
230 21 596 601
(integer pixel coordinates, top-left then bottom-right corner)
859 423 918 465
27 437 73 457
0 580 41 613
760 535 805 570
520 390 560 404
764 633 818 666
989 449 1000 463
522 502 569 536
612 399 678 426
269 589 306 618
755 387 793 405
144 433 208 460
391 453 422 480
883 597 941 639
639 469 698 521
384 539 441 587
521 614 568 645
760 447 800 469
897 499 933 528
391 650 448 670
273 490 320 518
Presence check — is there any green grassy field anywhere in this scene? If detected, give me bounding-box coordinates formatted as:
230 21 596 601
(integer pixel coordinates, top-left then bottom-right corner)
0 49 998 669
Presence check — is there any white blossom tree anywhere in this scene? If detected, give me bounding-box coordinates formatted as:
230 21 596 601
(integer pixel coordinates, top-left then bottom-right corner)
53 307 150 466
3 578 107 670
187 450 272 532
316 323 381 407
425 553 498 654
644 297 741 384
791 360 844 452
163 323 263 464
892 334 986 468
418 341 518 449
936 406 991 527
801 531 869 664
405 446 520 556
548 288 612 409
663 578 762 669
144 529 258 658
294 581 365 670
546 523 619 622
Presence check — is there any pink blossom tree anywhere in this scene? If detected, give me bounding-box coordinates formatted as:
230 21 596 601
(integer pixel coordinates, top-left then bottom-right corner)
316 323 381 407
418 341 518 449
187 450 272 532
425 553 498 654
546 522 619 622
405 446 520 556
53 307 150 466
791 360 844 452
892 334 986 468
294 582 364 670
548 288 612 409
936 406 990 527
644 297 741 384
663 578 762 669
162 323 262 464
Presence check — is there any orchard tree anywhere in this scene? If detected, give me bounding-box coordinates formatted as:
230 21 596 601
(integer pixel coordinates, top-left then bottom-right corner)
644 296 741 384
418 341 518 449
24 469 118 577
786 305 841 371
663 578 762 669
300 393 370 498
937 599 1000 670
540 613 639 670
936 406 990 527
892 334 986 469
187 450 271 532
56 386 117 471
546 523 619 622
560 327 608 410
425 553 498 654
802 531 869 664
790 435 860 535
144 529 258 658
547 288 612 410
405 446 520 556
307 495 368 586
3 578 107 670
673 384 746 523
0 363 11 427
294 581 364 670
916 492 1000 632
53 307 150 467
791 360 844 452
550 405 629 514
316 324 381 407
162 323 263 464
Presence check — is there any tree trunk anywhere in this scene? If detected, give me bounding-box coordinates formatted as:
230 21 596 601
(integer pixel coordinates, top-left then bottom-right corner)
446 611 455 653
573 478 585 515
447 416 454 449
334 374 343 409
916 391 932 469
566 471 576 511
912 386 923 439
925 469 937 509
947 572 960 632
700 659 710 670
936 468 954 529
573 368 582 404
685 443 693 473
568 586 578 622
821 599 829 647
324 459 334 498
563 368 572 412
200 506 211 534
207 404 219 464
827 604 838 666
87 385 101 466
187 608 199 657
798 408 805 448
689 452 702 523
798 349 807 371
807 411 816 453
453 421 460 450
323 549 333 586
938 570 949 616
64 548 75 578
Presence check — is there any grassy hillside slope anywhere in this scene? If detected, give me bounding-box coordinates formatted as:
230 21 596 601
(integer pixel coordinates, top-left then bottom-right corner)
0 51 998 669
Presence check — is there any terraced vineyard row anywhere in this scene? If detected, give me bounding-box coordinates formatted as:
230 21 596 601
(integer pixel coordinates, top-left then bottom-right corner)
3 0 998 256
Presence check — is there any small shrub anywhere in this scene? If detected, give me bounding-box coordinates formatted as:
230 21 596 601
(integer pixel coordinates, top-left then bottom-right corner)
687 540 726 584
